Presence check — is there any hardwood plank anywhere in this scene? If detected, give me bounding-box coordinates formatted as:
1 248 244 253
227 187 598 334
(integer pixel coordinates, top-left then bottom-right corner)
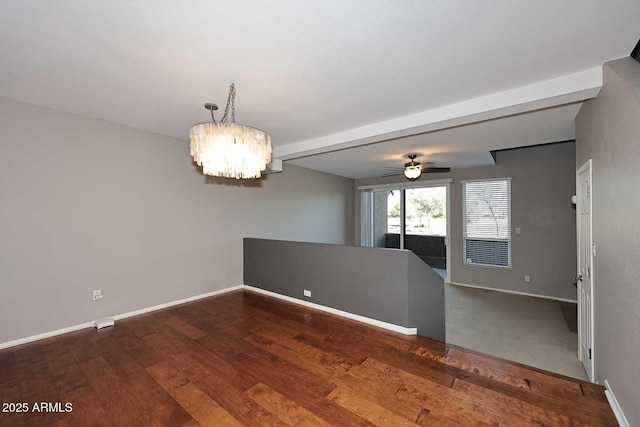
247 332 422 423
189 348 258 392
40 338 111 427
121 313 160 338
453 376 617 426
164 315 207 340
197 334 374 427
580 382 610 403
292 332 368 365
244 330 352 379
326 385 420 426
411 343 592 405
78 356 146 426
455 366 614 420
14 344 64 425
321 364 425 423
147 361 243 427
297 332 457 388
195 333 337 399
242 295 332 341
0 350 18 384
409 344 532 390
197 374 289 427
172 382 243 427
360 357 526 426
414 408 466 427
62 332 101 363
167 304 224 331
92 337 192 427
165 353 212 384
245 383 334 427
0 290 615 427
143 328 199 358
0 380 26 427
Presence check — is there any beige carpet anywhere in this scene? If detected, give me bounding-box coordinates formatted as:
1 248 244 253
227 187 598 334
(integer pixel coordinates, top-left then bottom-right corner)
445 284 588 381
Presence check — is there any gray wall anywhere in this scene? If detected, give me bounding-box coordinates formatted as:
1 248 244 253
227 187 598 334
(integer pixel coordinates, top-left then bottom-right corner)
244 238 445 341
355 141 577 301
575 57 640 426
0 96 354 344
407 252 445 340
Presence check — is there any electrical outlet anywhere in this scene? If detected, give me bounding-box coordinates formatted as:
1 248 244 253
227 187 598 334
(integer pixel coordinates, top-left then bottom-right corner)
92 289 103 301
303 289 311 298
515 227 521 234
524 275 530 282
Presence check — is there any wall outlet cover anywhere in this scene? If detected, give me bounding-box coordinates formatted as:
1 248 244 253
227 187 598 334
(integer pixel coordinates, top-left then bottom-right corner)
303 290 311 297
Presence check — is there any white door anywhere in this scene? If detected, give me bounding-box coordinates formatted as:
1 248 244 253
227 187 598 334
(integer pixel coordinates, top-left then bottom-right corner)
577 160 594 381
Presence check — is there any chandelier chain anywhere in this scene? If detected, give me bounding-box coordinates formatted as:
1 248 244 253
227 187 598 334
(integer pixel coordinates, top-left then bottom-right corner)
221 83 236 124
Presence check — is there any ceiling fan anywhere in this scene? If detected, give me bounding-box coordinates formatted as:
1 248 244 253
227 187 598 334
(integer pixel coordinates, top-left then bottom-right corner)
382 154 450 181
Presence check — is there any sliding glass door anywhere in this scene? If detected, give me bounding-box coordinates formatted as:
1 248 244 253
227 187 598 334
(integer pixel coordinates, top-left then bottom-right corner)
370 189 401 249
404 186 447 269
362 182 449 275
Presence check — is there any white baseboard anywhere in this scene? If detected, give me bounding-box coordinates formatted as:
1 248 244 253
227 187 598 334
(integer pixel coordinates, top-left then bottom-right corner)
243 285 418 335
0 283 418 350
604 379 630 427
0 285 243 350
449 282 578 303
0 321 97 351
111 285 243 322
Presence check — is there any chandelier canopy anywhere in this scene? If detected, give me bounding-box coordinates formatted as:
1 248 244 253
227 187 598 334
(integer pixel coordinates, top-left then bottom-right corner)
189 84 272 179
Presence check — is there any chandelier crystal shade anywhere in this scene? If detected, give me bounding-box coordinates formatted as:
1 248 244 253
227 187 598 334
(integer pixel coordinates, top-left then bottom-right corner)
189 84 272 179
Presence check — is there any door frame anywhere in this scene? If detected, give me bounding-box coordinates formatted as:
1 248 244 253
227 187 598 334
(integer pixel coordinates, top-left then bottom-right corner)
576 159 595 381
359 179 452 282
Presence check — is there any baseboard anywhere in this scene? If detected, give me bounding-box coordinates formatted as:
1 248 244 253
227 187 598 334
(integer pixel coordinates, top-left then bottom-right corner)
0 321 97 351
111 285 243 321
604 379 630 427
449 282 578 303
0 285 243 350
0 283 417 349
243 285 418 335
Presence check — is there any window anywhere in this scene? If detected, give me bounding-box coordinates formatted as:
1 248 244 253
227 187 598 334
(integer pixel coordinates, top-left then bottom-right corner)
463 178 511 268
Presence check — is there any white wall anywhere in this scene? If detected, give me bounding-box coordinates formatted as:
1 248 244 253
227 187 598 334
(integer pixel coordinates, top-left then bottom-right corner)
0 96 354 344
575 57 640 426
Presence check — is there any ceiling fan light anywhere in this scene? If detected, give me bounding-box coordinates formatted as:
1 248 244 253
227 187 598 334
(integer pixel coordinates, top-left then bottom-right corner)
404 164 422 180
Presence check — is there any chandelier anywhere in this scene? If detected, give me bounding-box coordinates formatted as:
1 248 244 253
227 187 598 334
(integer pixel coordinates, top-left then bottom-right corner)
189 83 272 179
403 154 422 181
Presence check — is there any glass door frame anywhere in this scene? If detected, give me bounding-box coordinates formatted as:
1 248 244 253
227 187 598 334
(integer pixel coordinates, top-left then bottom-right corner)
359 178 452 283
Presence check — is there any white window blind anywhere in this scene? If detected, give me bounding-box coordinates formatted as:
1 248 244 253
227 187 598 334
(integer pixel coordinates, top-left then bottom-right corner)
463 178 511 268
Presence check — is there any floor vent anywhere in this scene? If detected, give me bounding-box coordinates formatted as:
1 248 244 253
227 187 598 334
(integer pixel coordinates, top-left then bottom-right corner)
94 318 115 329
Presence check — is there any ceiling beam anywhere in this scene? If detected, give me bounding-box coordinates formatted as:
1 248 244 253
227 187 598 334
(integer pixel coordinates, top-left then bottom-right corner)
274 67 602 161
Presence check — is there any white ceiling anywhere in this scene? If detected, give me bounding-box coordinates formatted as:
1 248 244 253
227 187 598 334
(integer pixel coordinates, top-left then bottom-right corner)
288 104 582 179
1 1 639 178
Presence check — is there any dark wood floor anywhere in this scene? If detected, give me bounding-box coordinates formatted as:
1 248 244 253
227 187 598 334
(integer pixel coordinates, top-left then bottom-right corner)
0 290 616 426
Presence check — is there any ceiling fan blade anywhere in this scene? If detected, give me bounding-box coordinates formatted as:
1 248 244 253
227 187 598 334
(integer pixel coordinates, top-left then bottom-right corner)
382 167 405 171
381 172 403 177
423 167 451 173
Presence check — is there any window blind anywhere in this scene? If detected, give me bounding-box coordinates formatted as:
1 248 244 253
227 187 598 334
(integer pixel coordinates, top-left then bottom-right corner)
462 179 511 267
